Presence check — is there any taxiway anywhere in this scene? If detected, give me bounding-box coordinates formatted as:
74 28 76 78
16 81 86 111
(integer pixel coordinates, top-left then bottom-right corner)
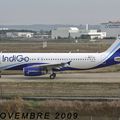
0 72 120 83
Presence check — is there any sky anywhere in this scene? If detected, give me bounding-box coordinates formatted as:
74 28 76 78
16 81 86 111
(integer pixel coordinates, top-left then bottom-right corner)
0 0 120 25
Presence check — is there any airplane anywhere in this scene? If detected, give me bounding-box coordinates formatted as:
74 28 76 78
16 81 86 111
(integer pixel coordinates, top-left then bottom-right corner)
0 37 120 79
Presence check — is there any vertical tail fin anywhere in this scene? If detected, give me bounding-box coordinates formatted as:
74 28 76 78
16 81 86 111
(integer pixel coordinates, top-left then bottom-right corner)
105 37 120 54
97 37 120 68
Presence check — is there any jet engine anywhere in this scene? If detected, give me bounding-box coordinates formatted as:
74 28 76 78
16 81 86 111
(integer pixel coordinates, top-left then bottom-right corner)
23 67 47 76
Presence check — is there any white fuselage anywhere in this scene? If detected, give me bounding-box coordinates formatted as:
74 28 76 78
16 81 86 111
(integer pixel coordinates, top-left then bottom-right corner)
0 52 103 70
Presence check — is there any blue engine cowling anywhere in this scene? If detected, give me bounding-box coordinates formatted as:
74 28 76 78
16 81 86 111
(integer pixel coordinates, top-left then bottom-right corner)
23 67 46 76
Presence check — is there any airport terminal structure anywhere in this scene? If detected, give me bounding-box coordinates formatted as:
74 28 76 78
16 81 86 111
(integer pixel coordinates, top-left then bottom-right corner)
0 21 120 40
51 26 106 40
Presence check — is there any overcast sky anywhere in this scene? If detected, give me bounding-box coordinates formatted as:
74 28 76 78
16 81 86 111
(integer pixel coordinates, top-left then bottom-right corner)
0 0 120 25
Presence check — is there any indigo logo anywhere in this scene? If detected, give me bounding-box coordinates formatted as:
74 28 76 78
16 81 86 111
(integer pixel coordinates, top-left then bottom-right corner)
2 55 30 62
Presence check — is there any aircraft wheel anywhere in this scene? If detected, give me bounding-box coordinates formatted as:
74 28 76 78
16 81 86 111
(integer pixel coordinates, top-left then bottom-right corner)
50 73 56 79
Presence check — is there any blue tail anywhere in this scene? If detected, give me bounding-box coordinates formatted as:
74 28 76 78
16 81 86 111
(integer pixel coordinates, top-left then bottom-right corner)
104 37 120 66
96 38 120 68
105 37 120 54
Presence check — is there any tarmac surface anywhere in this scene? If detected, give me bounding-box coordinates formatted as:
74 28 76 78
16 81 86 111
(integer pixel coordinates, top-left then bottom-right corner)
0 72 120 83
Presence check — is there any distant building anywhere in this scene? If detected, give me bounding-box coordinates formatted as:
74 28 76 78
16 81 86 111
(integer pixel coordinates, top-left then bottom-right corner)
17 32 33 38
34 32 51 39
100 21 120 38
6 32 17 38
6 32 34 38
52 27 106 40
0 28 8 31
80 30 106 39
52 27 80 39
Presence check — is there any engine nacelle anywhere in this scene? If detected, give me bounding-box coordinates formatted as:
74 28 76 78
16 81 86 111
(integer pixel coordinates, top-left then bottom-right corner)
23 67 47 76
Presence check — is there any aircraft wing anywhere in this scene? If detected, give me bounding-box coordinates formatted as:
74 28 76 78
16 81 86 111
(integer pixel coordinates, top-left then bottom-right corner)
31 61 71 70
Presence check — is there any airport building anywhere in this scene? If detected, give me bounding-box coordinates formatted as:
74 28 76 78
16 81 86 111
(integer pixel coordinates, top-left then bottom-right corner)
52 27 80 39
6 32 34 38
80 30 106 39
0 28 8 31
52 27 106 40
100 21 120 38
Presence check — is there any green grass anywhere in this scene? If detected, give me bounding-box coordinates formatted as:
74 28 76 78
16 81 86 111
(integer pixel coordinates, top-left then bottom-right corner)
0 82 120 98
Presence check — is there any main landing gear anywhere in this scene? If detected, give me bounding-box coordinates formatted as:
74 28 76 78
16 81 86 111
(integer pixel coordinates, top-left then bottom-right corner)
50 73 56 79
